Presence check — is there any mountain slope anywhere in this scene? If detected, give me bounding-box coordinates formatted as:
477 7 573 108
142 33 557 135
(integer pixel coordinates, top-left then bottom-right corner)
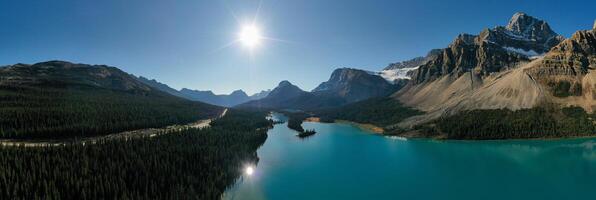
250 89 271 100
237 81 310 109
379 49 442 82
393 16 596 137
409 12 564 85
136 76 188 98
313 68 401 102
394 13 568 125
526 21 596 111
238 68 402 110
0 61 222 139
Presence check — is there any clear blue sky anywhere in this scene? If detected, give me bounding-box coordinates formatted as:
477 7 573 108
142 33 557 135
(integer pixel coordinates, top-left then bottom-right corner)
1 0 594 94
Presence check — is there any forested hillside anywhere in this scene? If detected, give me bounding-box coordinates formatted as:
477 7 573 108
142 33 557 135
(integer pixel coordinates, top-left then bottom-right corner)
0 110 272 199
423 106 596 139
0 61 222 139
316 97 423 130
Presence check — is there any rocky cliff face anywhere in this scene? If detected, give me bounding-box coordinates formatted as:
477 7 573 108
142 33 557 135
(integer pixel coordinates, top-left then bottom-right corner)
524 24 596 110
383 49 441 71
393 14 596 128
410 13 564 84
379 49 442 82
313 68 400 102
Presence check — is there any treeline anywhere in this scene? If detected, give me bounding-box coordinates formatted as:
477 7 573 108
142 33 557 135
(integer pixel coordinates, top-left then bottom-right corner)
316 97 423 129
0 110 271 199
0 85 222 139
425 106 596 139
286 112 309 132
283 112 316 137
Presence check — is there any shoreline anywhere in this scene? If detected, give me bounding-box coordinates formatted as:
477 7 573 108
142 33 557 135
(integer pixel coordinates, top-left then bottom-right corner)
332 120 385 134
308 118 596 142
297 115 596 142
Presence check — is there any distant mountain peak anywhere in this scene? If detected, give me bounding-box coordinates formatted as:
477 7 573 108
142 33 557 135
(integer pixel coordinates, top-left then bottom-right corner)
181 88 215 96
278 80 293 87
504 12 558 42
312 68 400 102
230 90 248 97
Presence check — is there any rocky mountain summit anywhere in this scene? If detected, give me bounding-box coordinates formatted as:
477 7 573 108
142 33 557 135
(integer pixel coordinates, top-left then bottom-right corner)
313 68 400 102
409 12 564 84
394 14 596 127
238 68 401 110
237 80 310 109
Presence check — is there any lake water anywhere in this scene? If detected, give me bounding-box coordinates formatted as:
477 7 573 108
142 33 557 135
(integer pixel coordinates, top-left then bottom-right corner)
223 113 596 200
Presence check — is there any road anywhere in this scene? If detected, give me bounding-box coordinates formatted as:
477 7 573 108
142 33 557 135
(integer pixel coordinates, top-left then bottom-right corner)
0 108 229 147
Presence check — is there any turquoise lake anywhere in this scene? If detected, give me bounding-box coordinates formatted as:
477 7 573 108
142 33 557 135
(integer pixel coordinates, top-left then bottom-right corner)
224 113 596 200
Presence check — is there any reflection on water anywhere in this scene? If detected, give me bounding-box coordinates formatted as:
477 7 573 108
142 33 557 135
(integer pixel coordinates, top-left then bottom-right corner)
224 113 596 200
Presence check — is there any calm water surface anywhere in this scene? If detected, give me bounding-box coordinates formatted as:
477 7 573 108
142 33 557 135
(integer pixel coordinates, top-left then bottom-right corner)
223 113 596 200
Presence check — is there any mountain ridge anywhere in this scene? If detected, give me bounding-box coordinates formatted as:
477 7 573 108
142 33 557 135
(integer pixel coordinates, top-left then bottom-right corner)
393 14 595 129
137 76 269 107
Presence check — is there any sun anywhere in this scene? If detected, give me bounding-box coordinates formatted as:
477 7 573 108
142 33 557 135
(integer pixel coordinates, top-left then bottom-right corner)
245 166 254 175
239 24 262 48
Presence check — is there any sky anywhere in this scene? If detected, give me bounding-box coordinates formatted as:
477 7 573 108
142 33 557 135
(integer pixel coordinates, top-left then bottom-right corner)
1 0 595 95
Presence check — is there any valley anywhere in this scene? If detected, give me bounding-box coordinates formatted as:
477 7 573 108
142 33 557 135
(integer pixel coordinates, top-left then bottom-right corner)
1 2 595 199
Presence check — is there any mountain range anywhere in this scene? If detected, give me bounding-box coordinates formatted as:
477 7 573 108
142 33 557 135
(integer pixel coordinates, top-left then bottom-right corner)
2 12 594 139
237 68 403 110
136 76 270 107
394 12 596 129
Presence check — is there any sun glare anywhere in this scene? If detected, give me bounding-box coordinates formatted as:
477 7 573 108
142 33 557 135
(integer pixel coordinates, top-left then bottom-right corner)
245 166 254 175
239 24 262 48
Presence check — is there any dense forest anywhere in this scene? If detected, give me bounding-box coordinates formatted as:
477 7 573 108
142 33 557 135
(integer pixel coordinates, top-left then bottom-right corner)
0 85 222 139
0 110 272 199
423 106 596 139
315 97 423 129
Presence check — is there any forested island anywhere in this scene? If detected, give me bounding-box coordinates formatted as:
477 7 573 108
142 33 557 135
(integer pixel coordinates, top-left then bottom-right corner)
0 110 272 199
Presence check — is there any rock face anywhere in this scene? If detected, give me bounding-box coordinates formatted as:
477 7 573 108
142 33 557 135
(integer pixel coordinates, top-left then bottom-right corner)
409 12 564 84
524 25 596 111
393 13 596 127
313 68 400 102
0 61 153 92
383 49 441 71
379 49 442 82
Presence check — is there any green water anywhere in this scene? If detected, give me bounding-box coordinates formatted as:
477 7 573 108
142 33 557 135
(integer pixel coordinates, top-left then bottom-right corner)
224 113 596 200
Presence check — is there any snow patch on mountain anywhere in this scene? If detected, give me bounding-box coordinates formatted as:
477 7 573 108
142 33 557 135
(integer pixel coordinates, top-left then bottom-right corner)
379 66 419 82
502 46 541 57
